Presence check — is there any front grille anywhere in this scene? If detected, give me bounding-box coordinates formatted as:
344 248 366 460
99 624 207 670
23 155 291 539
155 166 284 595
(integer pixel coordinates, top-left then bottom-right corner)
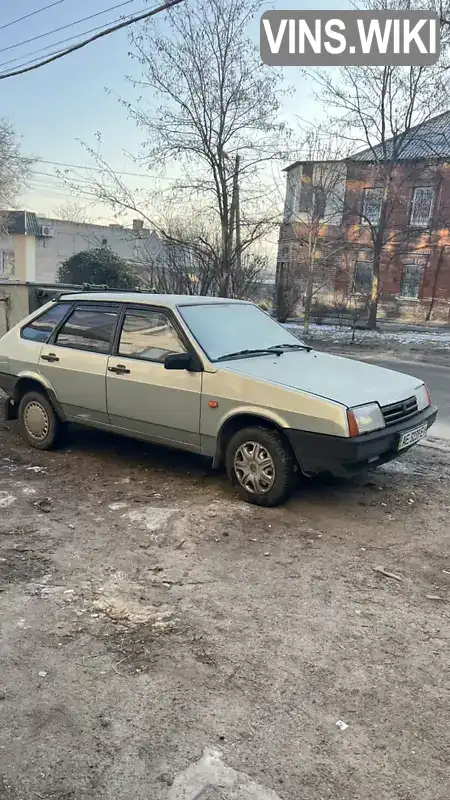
381 396 418 427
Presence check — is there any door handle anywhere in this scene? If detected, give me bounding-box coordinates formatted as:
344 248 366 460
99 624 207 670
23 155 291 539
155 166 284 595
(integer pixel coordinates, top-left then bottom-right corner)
108 364 131 375
41 353 59 363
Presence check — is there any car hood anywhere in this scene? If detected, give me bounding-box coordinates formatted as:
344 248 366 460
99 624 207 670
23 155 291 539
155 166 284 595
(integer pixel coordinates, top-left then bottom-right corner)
220 350 422 407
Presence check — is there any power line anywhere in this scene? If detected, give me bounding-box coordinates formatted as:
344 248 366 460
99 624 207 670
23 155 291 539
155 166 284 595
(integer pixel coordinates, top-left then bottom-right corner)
1 0 138 55
0 0 67 32
0 0 184 79
0 13 137 70
35 159 172 179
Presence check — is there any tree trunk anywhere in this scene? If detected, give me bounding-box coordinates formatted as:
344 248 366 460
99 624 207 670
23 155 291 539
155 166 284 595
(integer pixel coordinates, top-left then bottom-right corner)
368 236 382 330
276 262 288 322
219 216 230 297
303 261 315 335
426 246 444 322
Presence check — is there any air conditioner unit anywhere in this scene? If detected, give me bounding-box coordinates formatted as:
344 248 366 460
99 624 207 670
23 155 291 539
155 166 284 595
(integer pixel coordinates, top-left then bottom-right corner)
40 225 54 238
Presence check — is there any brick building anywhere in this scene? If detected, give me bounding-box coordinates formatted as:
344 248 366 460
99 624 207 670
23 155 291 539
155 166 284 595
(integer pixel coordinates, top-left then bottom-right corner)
278 111 450 321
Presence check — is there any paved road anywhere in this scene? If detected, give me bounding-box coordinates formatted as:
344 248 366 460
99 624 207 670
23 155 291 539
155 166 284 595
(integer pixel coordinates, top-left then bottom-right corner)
360 356 450 440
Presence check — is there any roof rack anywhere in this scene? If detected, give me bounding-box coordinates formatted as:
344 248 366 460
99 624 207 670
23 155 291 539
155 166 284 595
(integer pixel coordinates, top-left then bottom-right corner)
53 284 157 301
53 283 109 300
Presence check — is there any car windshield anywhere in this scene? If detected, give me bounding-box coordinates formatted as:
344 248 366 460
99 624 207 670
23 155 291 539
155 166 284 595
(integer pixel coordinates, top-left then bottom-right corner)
178 302 306 362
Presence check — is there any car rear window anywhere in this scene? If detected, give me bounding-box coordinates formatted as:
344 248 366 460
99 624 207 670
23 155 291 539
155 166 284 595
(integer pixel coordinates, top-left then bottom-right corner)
22 303 72 343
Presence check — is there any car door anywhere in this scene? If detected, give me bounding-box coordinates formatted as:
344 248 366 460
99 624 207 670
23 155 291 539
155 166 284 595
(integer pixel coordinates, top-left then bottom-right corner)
106 305 202 450
39 303 120 424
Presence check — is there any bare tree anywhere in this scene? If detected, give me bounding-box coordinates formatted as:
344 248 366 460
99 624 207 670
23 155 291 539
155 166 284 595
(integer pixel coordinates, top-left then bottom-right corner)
60 0 287 297
131 217 218 295
308 0 450 328
0 119 32 232
275 258 303 324
280 133 353 333
129 0 288 295
130 213 265 298
52 202 93 224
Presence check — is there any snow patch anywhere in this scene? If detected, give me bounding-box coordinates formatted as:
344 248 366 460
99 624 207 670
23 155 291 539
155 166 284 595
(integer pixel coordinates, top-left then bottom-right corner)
123 506 175 531
108 502 128 511
0 492 16 509
168 747 283 800
285 322 450 349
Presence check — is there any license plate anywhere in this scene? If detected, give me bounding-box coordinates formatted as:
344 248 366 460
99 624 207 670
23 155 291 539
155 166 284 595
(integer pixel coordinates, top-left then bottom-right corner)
398 422 428 450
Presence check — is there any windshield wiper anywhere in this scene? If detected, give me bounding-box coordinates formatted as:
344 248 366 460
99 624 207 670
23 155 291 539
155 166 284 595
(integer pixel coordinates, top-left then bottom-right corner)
268 343 312 352
216 348 283 362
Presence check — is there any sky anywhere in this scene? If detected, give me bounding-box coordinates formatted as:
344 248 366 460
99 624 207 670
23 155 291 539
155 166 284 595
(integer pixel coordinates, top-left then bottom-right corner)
0 0 352 222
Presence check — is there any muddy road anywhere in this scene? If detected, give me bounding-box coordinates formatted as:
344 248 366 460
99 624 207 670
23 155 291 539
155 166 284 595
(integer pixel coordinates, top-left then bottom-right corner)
0 421 449 800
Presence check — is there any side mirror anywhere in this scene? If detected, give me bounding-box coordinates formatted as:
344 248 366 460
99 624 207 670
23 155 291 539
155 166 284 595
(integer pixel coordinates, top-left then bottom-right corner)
164 352 199 371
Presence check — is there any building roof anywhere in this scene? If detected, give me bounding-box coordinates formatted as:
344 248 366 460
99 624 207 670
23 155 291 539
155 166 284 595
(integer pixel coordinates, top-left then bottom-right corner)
5 211 41 236
283 110 450 171
348 110 450 162
56 291 248 307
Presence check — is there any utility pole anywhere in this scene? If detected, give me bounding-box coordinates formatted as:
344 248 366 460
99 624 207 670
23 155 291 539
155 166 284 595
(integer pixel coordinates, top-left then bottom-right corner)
228 153 241 297
235 153 242 274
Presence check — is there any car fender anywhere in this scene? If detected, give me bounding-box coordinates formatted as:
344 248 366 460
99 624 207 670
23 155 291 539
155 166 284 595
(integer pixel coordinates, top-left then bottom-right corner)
12 370 66 420
216 404 291 433
211 404 291 467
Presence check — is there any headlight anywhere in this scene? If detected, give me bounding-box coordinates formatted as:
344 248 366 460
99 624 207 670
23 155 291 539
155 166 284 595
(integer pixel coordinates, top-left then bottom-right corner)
347 402 385 436
415 383 431 411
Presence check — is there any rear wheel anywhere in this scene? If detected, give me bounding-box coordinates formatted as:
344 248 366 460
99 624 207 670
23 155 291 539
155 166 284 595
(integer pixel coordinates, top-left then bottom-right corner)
18 391 60 450
225 426 296 507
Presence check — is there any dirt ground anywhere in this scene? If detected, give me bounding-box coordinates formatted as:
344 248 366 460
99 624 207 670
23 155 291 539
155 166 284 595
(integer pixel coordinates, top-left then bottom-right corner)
0 418 449 800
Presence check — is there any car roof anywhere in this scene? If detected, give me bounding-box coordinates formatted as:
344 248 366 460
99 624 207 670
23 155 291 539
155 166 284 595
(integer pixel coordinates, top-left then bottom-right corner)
55 292 250 308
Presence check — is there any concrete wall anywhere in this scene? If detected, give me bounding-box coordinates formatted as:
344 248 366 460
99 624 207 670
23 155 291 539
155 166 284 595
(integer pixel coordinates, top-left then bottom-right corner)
0 218 160 284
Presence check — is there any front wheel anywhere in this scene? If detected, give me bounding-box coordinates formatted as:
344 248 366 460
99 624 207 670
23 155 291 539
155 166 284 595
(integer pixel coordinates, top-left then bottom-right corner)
225 426 296 507
18 391 60 450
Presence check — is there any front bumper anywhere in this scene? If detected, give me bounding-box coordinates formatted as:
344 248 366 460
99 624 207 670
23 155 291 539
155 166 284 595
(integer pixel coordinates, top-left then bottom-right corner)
286 405 438 478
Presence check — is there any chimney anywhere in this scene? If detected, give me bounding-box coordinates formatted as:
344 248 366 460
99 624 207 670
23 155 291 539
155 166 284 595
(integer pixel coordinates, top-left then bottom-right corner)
133 219 144 233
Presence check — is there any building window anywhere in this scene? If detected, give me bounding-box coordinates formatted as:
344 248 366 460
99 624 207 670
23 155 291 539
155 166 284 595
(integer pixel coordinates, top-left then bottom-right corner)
353 261 373 294
409 187 434 227
362 187 383 225
297 163 313 213
56 306 118 353
0 250 14 276
400 264 423 299
313 188 327 219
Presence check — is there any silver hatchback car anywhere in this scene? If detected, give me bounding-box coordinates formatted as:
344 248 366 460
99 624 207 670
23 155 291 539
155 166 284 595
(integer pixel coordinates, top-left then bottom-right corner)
0 291 438 506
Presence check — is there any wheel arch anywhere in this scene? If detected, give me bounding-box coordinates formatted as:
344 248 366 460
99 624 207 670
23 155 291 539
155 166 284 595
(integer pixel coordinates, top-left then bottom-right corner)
213 410 293 469
12 372 65 420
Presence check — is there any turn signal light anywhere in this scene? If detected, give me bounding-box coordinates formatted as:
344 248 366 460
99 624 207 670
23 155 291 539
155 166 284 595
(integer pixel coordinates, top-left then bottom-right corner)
347 409 359 437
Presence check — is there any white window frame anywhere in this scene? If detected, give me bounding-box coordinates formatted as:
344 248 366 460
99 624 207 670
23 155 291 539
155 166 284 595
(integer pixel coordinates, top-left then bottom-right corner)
409 187 434 227
362 187 383 226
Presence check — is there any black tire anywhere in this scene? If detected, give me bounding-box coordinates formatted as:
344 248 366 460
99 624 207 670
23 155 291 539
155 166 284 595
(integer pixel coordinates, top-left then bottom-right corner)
18 390 60 451
225 426 296 507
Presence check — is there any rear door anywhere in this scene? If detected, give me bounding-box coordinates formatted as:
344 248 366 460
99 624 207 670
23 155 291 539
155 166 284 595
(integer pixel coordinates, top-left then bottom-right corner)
106 305 202 449
39 303 120 424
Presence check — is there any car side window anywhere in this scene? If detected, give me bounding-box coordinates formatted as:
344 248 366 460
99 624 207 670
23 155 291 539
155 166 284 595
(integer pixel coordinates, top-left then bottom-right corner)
118 309 186 363
22 303 72 343
55 306 118 354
